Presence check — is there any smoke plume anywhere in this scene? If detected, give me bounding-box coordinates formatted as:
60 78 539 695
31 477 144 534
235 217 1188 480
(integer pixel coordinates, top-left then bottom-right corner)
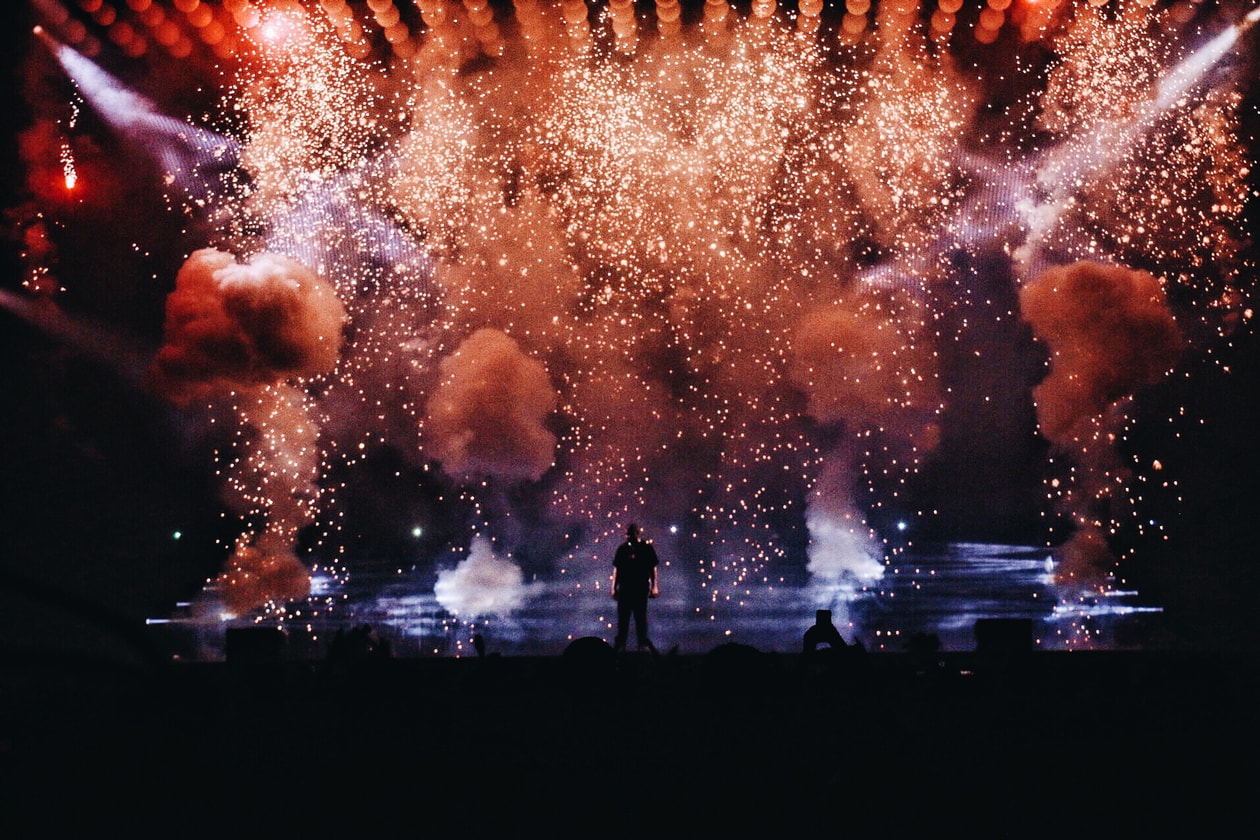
218 534 312 617
804 457 885 583
1019 260 1183 447
1020 260 1183 587
789 301 939 434
433 535 539 616
215 383 323 614
424 328 558 483
150 248 346 405
788 302 940 582
147 246 344 614
1055 524 1117 586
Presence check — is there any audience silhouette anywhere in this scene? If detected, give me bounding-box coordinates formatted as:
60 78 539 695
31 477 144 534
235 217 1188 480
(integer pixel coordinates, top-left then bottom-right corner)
802 609 846 654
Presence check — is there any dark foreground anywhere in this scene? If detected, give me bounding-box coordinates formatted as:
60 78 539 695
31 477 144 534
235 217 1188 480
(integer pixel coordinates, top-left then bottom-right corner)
3 643 1257 837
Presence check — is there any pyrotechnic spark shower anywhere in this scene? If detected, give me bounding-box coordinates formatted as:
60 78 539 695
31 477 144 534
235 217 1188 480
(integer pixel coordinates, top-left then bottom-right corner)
19 0 1257 644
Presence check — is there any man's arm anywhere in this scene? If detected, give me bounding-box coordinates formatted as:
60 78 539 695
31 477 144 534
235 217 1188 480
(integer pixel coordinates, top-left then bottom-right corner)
611 566 619 599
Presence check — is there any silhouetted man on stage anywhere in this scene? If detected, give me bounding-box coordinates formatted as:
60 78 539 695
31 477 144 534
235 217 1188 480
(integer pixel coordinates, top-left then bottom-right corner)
611 523 659 654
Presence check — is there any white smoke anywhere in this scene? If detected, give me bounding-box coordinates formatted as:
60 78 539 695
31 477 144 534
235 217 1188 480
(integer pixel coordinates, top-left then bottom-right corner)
433 535 542 616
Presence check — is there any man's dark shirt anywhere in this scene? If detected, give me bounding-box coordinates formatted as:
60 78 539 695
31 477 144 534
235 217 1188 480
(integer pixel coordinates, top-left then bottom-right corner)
613 538 658 602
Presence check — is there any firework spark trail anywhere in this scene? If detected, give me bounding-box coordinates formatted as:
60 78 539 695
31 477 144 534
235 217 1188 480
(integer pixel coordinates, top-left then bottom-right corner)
36 28 240 208
859 5 1256 291
1015 6 1255 278
29 2 1255 626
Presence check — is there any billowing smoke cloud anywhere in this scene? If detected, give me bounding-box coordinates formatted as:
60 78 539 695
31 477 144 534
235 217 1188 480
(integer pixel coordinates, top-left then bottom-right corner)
804 457 885 583
147 248 343 615
1055 524 1116 586
1019 260 1183 447
788 302 939 434
433 535 540 616
424 328 558 483
1020 260 1183 587
788 302 940 582
149 248 346 405
218 533 312 617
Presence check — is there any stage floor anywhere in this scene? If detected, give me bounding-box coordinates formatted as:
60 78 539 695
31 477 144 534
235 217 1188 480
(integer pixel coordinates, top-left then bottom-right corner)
153 542 1165 660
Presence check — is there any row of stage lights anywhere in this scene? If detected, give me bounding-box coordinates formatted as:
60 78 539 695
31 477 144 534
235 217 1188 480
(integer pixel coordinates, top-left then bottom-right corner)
34 0 1189 66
